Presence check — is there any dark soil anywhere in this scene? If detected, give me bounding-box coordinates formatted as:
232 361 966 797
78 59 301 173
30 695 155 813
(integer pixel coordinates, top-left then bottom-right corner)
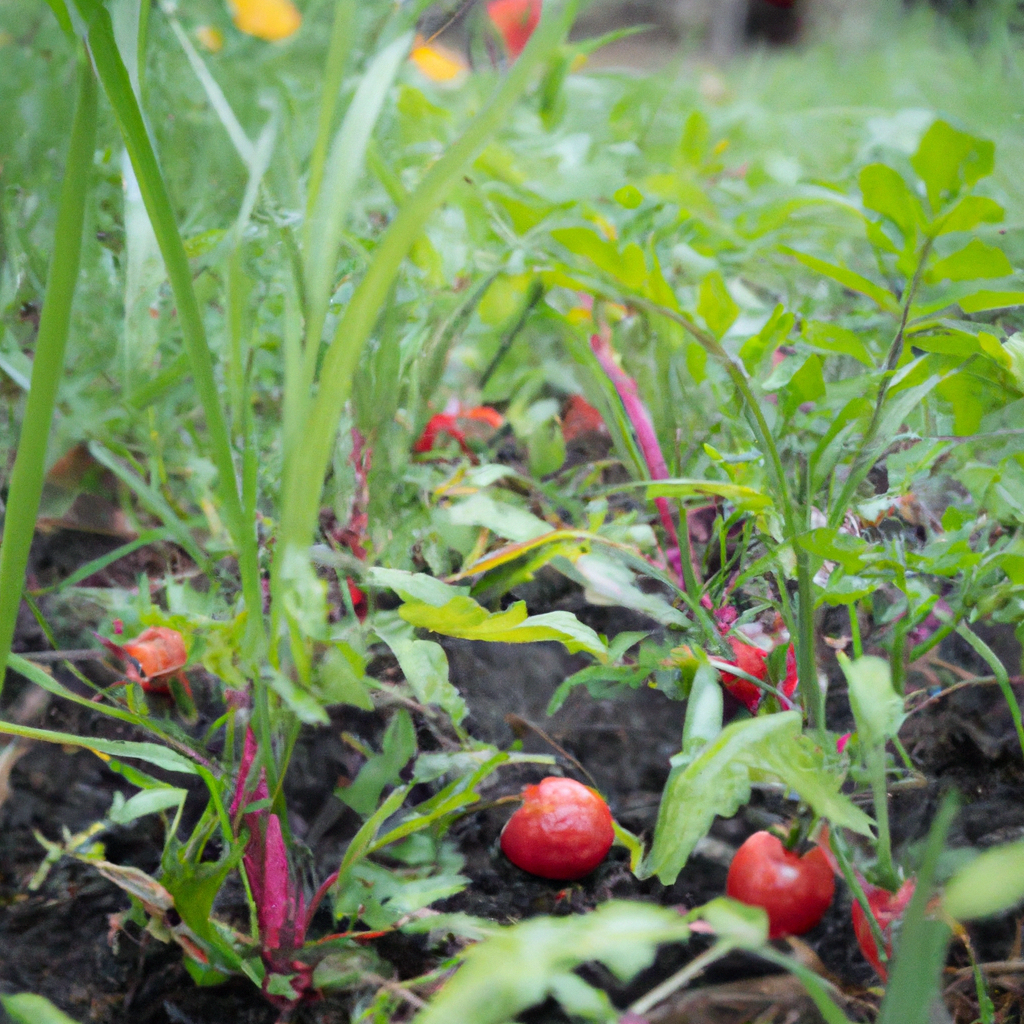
1 529 1024 1024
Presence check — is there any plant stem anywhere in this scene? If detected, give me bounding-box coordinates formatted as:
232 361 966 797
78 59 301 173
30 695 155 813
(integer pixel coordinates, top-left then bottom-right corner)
867 742 897 890
957 623 1024 762
629 942 734 1016
827 238 933 530
614 293 826 732
0 51 97 691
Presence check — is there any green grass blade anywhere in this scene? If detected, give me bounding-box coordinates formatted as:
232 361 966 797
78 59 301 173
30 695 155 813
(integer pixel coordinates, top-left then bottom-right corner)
87 442 213 573
75 0 264 651
303 30 413 362
0 51 97 691
277 0 581 577
306 0 356 219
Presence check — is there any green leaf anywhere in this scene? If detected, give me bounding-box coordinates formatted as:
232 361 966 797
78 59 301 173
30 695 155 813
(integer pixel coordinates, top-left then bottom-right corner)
957 290 1024 313
0 719 199 774
412 902 691 1024
911 120 994 210
551 227 646 289
925 239 1013 283
399 597 608 661
697 271 739 339
639 478 773 513
931 195 1004 235
337 710 417 816
802 320 875 367
859 163 922 240
108 787 186 825
876 795 957 1024
447 493 554 543
838 655 905 746
642 713 872 883
367 567 468 607
1 994 83 1024
739 304 794 373
943 841 1024 920
788 352 826 404
375 615 467 725
782 248 899 314
614 184 643 209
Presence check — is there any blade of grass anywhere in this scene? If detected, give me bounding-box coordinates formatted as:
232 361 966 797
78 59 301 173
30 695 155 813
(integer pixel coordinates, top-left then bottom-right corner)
957 623 1024 762
302 30 413 367
70 0 265 654
275 0 582 598
306 0 356 220
87 442 213 573
0 50 97 692
876 792 958 1024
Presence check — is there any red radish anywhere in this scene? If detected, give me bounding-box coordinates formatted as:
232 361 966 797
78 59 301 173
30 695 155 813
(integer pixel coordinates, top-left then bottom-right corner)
717 638 769 713
852 878 916 980
97 626 191 696
726 831 835 939
500 777 614 880
486 0 541 58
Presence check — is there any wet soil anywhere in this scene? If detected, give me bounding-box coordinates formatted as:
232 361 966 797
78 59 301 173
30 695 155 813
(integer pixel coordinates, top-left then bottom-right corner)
1 529 1023 1024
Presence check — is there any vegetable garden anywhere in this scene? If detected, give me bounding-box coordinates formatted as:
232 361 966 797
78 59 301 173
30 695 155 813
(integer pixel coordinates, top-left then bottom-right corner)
2 0 1024 1021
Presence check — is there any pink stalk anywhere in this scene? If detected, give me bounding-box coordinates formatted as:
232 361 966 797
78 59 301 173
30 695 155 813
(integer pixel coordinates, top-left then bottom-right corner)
590 333 684 586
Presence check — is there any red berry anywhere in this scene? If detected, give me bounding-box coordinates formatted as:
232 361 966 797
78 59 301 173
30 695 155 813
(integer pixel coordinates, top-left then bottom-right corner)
500 777 614 880
851 879 915 980
726 831 835 939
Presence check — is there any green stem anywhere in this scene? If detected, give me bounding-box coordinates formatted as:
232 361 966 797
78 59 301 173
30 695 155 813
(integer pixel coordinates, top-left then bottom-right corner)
275 0 580 577
827 238 933 530
849 601 863 659
616 293 825 731
0 52 97 691
867 742 897 890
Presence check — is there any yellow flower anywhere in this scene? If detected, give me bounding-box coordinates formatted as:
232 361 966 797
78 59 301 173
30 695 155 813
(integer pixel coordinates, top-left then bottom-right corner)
195 25 224 52
409 34 468 84
228 0 301 42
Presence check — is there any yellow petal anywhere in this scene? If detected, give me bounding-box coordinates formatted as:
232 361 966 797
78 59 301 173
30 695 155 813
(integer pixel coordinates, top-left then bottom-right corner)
195 25 224 52
229 0 301 42
409 36 468 84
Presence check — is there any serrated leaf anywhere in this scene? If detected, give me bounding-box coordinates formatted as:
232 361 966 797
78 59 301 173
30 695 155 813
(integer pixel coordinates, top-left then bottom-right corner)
399 597 608 661
697 271 739 339
925 239 1013 283
642 713 871 883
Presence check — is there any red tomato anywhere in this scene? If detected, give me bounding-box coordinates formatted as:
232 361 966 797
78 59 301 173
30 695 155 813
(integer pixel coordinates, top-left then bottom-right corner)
718 638 769 713
500 777 614 880
561 394 606 442
486 0 541 58
851 879 915 980
726 831 836 939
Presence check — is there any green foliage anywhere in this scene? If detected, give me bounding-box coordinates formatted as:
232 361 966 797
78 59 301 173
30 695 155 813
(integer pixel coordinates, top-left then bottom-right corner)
1 994 83 1024
643 713 872 884
412 902 692 1024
